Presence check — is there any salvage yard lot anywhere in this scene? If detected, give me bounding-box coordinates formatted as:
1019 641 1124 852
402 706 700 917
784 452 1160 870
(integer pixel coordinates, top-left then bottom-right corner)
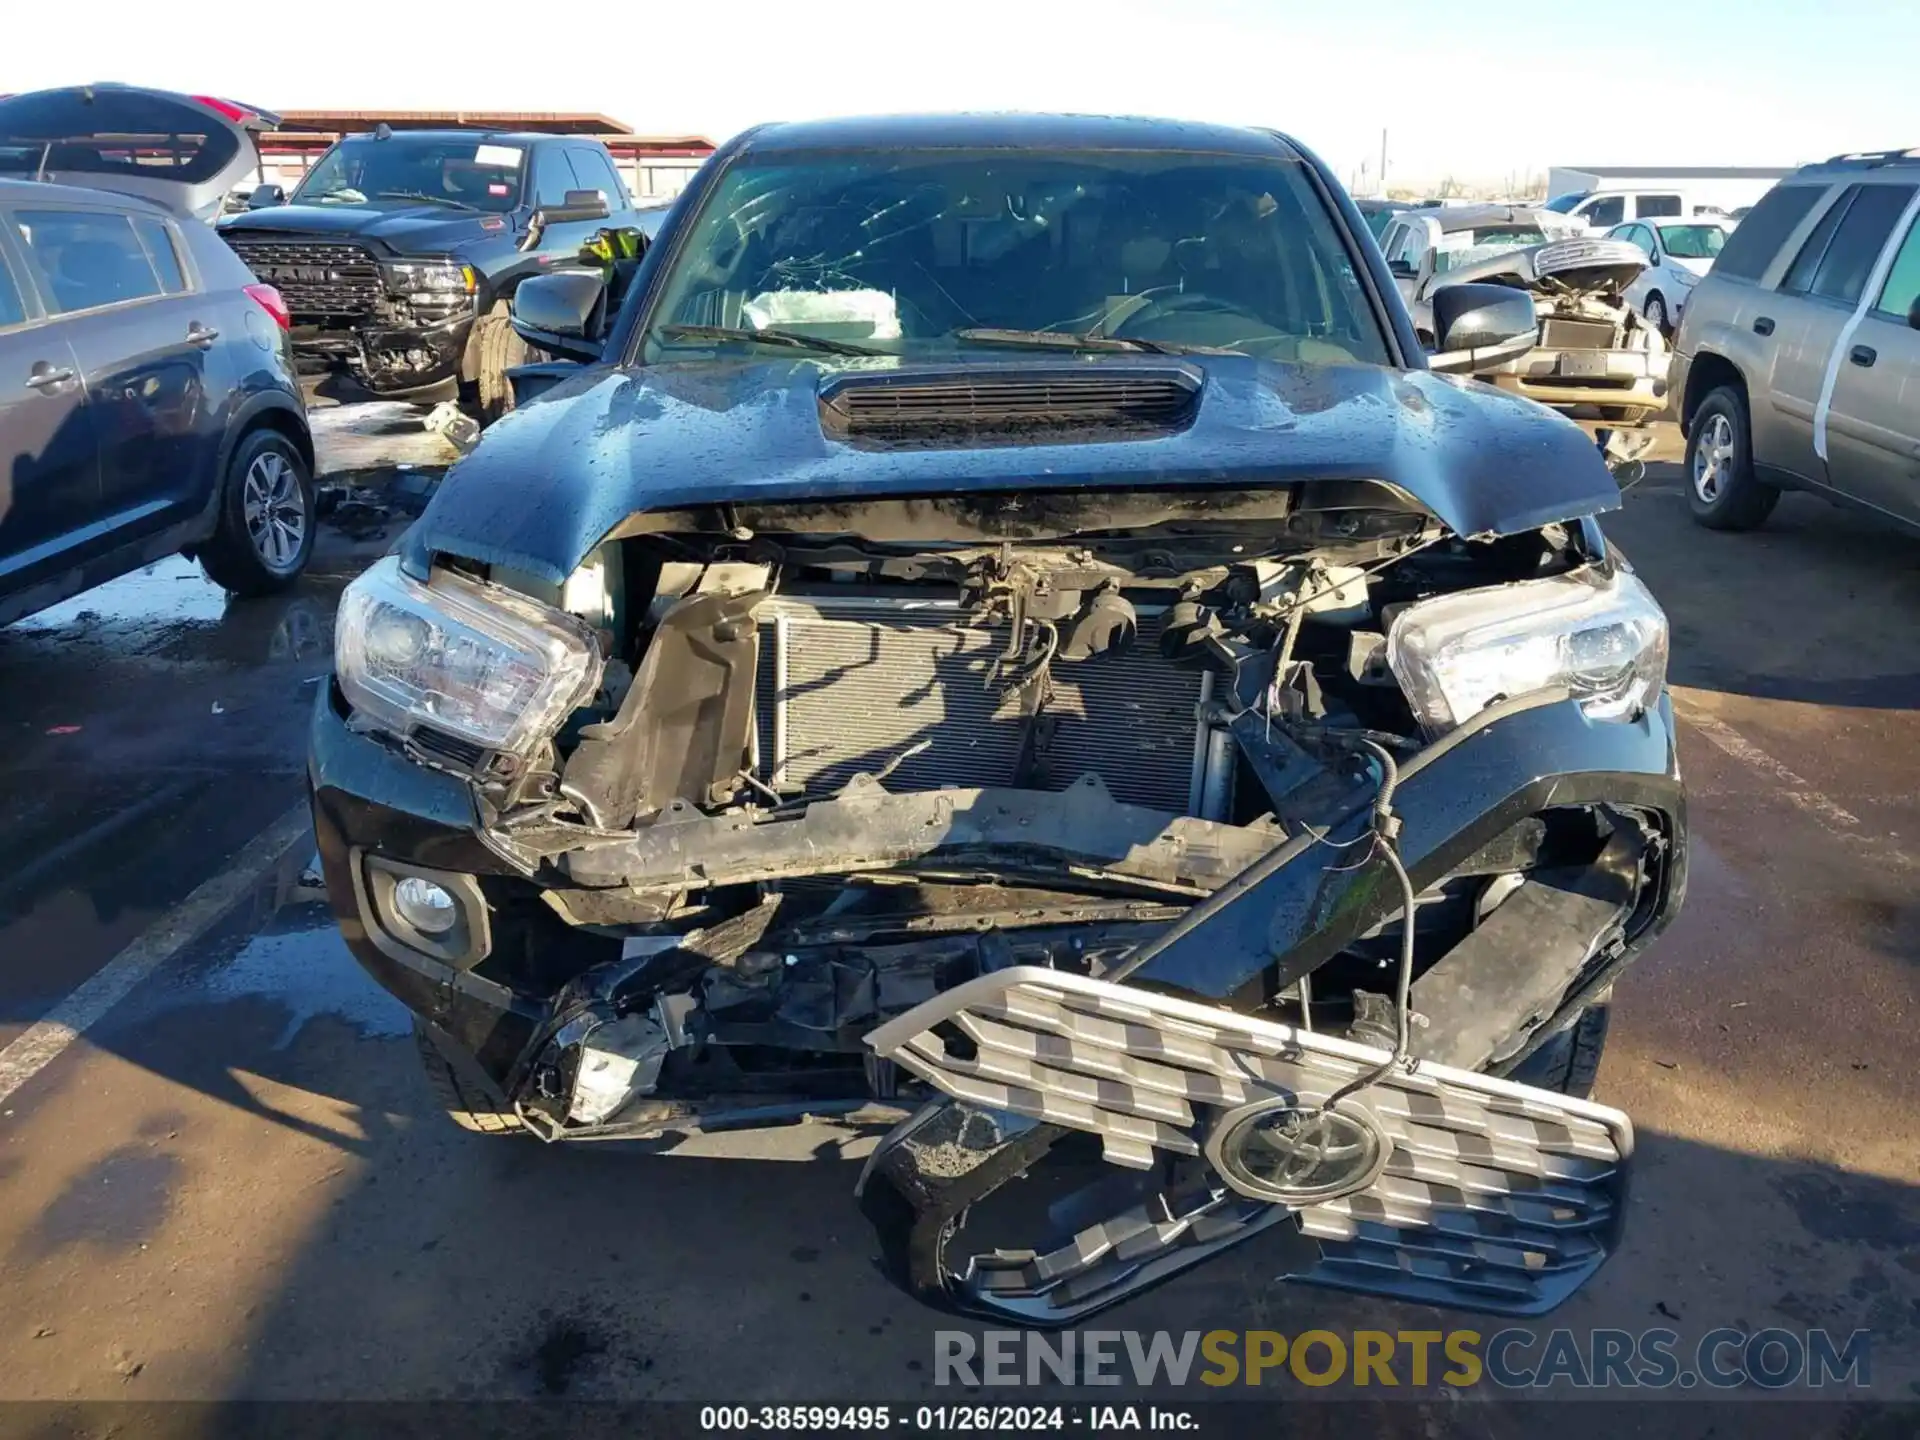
0 420 1915 1428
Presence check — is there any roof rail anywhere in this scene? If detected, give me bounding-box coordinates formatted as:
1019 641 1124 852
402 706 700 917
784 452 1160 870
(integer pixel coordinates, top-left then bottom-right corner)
1821 147 1920 167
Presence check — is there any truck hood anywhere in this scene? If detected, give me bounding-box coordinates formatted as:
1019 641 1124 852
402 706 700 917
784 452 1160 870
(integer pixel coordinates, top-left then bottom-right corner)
216 202 498 256
1439 236 1648 299
407 353 1622 585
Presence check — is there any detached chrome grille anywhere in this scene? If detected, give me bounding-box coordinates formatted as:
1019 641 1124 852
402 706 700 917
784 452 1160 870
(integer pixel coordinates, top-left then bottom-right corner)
753 594 1213 815
868 967 1631 1316
223 236 383 321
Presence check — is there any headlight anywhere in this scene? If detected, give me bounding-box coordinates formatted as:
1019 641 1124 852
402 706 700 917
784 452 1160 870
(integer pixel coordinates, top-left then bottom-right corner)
382 260 477 295
335 556 601 757
1386 566 1668 735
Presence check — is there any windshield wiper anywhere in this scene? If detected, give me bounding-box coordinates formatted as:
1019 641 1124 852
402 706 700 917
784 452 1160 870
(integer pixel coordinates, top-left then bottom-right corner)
375 190 477 210
656 323 888 357
952 327 1238 357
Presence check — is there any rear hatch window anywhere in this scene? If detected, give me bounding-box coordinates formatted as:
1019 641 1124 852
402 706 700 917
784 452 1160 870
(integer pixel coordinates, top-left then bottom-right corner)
0 88 271 221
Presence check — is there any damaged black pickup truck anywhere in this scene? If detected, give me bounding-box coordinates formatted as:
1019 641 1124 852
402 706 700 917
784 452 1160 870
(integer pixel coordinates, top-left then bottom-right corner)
217 127 638 411
311 114 1686 1325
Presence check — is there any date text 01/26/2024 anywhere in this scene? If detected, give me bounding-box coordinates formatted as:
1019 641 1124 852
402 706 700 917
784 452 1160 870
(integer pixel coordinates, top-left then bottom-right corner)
699 1406 1197 1431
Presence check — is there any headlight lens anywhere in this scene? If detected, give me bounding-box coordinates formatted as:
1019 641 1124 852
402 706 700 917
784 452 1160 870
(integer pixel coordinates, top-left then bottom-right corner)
1387 566 1668 735
382 260 476 295
335 556 601 756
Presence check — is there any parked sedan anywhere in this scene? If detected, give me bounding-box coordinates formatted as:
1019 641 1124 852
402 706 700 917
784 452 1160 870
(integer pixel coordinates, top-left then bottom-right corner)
1603 218 1730 334
0 176 315 626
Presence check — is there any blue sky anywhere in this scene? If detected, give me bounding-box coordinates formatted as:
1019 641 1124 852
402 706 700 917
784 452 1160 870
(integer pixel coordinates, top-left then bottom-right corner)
3 0 1909 187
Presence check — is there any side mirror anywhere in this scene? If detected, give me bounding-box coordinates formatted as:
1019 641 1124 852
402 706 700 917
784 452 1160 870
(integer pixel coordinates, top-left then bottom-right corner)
509 271 608 361
1425 282 1538 375
1909 295 1920 332
247 183 287 209
539 189 612 225
1388 259 1417 280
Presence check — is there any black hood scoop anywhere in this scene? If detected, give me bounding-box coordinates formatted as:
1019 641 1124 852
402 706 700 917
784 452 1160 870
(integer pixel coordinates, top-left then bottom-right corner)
818 364 1201 445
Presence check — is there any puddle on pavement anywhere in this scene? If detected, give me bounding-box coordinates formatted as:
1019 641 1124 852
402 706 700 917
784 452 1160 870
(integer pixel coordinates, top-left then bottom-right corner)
13 555 232 634
4 555 343 667
150 904 410 1048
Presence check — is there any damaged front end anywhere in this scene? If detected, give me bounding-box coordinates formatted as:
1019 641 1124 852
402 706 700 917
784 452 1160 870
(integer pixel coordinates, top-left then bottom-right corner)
311 478 1683 1324
218 233 479 399
1439 238 1671 475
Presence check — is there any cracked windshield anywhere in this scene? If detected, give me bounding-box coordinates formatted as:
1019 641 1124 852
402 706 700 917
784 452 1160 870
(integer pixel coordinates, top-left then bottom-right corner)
645 150 1391 363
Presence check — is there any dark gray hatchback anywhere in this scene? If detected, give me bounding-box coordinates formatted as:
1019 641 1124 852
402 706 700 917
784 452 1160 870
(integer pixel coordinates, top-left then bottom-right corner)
0 89 315 626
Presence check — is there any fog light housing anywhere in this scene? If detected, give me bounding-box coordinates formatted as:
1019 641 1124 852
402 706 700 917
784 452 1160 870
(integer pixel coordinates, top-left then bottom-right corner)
393 876 458 935
354 853 490 968
1204 1099 1391 1205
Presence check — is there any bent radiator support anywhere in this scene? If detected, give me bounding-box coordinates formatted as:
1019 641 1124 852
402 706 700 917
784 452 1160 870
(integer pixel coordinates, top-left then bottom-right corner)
861 968 1632 1324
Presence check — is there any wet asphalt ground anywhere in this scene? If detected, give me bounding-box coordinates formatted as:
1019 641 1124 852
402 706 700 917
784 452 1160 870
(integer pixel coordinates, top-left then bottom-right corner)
0 418 1915 1434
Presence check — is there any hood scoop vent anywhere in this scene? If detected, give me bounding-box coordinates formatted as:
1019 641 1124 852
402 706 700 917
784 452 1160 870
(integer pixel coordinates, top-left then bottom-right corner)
820 366 1201 446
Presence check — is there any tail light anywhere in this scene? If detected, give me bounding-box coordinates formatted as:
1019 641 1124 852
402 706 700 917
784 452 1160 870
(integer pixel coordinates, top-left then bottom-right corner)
193 95 256 125
245 283 290 329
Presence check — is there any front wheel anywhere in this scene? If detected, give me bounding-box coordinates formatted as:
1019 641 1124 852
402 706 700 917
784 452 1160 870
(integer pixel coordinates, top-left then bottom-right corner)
198 428 315 596
1686 384 1778 531
470 302 531 425
1645 293 1670 336
1507 993 1611 1099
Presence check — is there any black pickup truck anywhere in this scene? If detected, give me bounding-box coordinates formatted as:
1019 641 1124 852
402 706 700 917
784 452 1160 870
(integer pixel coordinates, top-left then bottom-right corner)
217 128 643 414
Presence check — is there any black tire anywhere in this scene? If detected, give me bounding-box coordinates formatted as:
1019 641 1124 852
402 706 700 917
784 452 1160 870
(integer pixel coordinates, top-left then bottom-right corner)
1645 292 1670 337
1685 384 1778 531
414 1024 523 1135
1507 994 1611 1099
471 302 531 425
197 428 315 597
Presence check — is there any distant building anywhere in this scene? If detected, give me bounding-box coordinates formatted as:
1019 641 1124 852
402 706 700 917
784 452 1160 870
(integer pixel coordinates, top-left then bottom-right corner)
1546 164 1799 213
251 110 714 205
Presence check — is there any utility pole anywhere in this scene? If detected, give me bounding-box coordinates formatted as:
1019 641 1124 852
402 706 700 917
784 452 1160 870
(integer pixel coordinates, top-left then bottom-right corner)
1380 129 1388 195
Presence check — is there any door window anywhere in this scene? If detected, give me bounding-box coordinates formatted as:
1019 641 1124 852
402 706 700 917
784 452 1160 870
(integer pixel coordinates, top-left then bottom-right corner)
1808 183 1917 304
1583 195 1625 227
1872 216 1920 321
532 146 575 208
566 147 627 207
12 207 162 313
131 215 187 294
1781 187 1857 295
0 248 24 328
1638 194 1683 218
1714 183 1824 281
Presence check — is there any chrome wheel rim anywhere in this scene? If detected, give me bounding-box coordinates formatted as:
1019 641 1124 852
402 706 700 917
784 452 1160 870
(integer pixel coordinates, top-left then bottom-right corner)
1648 297 1666 329
1692 412 1734 504
242 451 306 574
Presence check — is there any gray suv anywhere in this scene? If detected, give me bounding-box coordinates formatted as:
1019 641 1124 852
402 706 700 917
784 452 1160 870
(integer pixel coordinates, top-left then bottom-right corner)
1669 149 1920 532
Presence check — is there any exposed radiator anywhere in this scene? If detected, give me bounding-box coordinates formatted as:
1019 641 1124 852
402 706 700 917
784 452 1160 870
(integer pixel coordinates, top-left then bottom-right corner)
752 594 1220 816
1540 316 1619 350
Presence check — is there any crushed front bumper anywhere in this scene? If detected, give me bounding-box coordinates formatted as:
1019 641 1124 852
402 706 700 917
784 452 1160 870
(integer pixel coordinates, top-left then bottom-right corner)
310 684 1684 1323
291 312 473 399
1486 350 1669 433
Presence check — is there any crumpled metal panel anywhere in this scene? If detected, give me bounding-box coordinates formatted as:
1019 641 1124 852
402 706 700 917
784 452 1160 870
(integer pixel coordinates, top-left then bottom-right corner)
866 966 1632 1315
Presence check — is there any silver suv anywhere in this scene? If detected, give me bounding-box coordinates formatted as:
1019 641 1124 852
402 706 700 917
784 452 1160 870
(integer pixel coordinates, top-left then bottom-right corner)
1669 149 1920 532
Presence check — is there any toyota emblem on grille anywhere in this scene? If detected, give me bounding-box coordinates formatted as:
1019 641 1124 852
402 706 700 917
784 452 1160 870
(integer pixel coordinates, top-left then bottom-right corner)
1205 1099 1391 1205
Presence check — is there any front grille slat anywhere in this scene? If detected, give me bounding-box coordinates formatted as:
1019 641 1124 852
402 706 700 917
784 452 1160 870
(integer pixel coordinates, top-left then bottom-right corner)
222 236 383 321
868 968 1635 1318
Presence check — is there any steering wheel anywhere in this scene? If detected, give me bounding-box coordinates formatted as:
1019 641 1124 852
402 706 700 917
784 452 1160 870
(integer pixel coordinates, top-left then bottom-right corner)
1107 288 1269 336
